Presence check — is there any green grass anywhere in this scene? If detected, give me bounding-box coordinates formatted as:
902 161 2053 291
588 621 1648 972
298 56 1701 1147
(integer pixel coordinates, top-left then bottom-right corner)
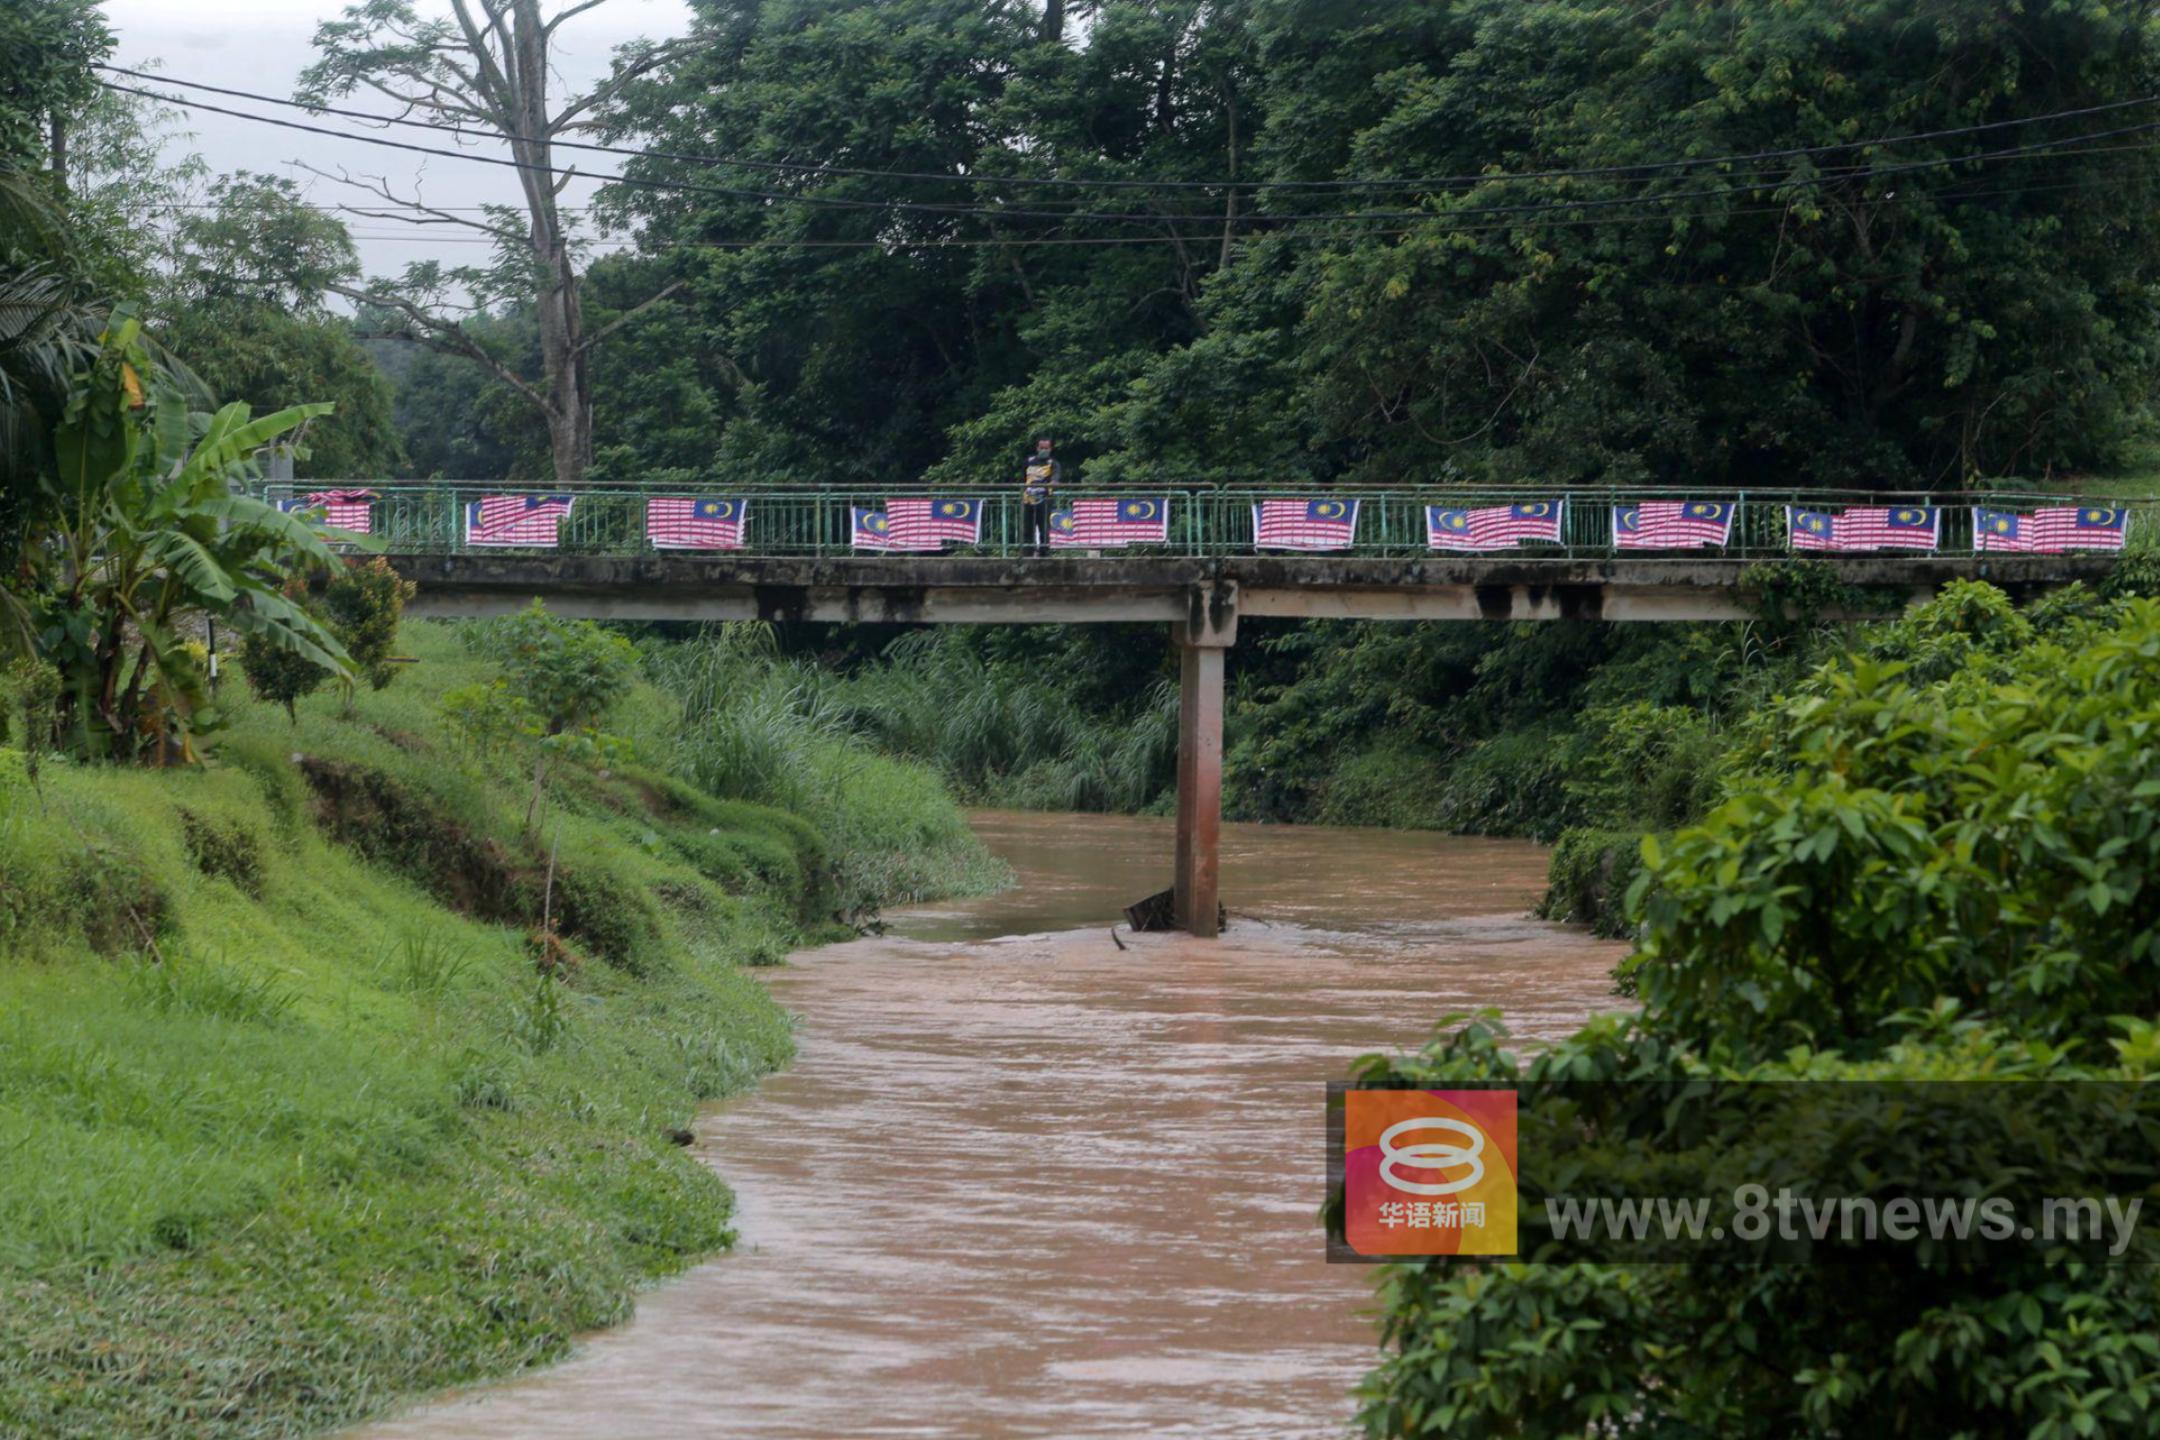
640 628 1014 922
0 620 998 1438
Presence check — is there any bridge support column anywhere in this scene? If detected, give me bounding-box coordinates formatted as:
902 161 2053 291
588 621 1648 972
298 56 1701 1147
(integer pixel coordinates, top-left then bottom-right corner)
1172 583 1237 939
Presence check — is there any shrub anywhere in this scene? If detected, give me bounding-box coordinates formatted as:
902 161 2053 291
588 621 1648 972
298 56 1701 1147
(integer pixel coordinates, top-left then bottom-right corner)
322 557 416 693
1562 701 1722 831
1538 826 1647 938
473 600 640 735
1355 586 2160 1438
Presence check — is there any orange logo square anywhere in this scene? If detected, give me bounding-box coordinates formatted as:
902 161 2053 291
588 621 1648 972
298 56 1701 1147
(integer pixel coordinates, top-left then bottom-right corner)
1343 1089 1518 1257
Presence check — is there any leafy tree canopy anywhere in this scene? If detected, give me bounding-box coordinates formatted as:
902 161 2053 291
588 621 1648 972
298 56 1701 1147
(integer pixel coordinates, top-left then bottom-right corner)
0 0 109 169
576 0 2160 493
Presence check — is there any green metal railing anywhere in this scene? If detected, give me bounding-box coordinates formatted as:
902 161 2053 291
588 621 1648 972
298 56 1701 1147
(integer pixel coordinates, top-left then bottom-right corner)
264 483 2155 561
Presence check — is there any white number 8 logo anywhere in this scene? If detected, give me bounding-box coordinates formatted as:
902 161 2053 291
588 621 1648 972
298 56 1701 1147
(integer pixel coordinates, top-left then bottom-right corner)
1378 1116 1486 1196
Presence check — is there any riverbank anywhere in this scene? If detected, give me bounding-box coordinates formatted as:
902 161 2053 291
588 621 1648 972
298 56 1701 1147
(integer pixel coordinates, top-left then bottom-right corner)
0 622 1000 1440
347 811 1627 1439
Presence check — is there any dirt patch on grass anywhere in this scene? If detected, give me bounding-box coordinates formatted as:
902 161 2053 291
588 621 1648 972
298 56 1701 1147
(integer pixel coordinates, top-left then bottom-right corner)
298 757 531 926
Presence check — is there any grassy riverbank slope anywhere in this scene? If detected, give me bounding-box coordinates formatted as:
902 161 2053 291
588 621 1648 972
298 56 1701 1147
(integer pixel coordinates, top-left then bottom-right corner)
0 621 997 1439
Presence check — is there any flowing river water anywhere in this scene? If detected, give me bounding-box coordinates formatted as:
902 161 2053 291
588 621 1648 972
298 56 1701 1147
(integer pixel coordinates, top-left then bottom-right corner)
355 811 1627 1439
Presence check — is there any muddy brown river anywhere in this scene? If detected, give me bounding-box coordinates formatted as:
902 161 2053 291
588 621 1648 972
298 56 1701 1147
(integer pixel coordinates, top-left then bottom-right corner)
355 811 1627 1439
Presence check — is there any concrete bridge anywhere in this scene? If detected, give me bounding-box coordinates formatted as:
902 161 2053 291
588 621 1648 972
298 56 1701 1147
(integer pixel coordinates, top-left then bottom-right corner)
383 545 2123 938
292 475 2142 936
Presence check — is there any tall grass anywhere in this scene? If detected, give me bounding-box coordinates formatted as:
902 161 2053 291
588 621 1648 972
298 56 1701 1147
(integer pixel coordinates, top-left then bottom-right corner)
645 625 1010 920
650 626 1181 820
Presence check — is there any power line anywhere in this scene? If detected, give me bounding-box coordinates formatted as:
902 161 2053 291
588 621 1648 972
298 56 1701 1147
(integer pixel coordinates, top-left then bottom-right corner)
145 203 604 214
98 62 2160 196
93 81 1230 226
330 153 2160 253
98 77 2160 245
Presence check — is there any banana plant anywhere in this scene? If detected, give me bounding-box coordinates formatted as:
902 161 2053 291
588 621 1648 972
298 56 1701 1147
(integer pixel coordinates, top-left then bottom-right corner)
36 305 361 761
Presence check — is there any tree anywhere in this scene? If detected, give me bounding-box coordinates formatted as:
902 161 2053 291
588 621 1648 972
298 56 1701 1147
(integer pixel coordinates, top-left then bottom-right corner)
372 312 549 478
0 167 99 556
560 0 2160 495
1347 583 2160 1438
155 173 406 479
30 308 355 760
322 556 417 692
297 0 693 488
446 599 638 834
591 0 1257 491
0 0 110 178
166 172 359 312
160 305 405 479
1227 0 2160 488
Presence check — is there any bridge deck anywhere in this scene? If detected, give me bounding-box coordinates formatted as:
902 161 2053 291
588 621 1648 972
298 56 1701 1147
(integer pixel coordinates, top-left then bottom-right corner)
386 551 2118 626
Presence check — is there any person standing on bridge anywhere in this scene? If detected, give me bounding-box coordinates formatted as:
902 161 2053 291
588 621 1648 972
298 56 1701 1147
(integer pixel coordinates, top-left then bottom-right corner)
1021 434 1061 558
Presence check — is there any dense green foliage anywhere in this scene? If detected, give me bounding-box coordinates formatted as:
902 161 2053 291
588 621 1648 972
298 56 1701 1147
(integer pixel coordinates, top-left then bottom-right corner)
1350 582 2160 1438
152 173 404 479
555 0 2160 494
0 620 996 1438
27 310 356 760
749 614 1774 857
322 555 417 693
0 0 107 169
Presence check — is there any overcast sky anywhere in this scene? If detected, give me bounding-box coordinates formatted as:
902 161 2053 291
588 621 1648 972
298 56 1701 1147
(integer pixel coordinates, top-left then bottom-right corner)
102 0 697 279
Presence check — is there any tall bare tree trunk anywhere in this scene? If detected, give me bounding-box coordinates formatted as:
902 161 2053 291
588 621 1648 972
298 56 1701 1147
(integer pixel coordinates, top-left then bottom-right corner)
504 0 587 487
545 249 594 487
303 0 694 492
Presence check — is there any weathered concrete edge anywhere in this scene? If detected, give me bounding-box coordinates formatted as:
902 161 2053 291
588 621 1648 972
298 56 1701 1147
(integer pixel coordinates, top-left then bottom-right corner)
389 552 2118 625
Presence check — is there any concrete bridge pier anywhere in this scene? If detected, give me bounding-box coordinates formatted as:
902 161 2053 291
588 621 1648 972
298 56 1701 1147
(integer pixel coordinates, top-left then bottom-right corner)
1172 584 1237 939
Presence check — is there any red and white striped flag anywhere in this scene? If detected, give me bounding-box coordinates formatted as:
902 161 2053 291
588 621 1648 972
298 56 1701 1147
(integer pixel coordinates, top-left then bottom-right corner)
1427 501 1563 551
1974 505 2128 553
465 494 575 547
646 496 747 550
1612 501 1730 550
1789 505 1939 552
885 497 983 547
1049 497 1170 548
280 488 377 534
1255 498 1359 551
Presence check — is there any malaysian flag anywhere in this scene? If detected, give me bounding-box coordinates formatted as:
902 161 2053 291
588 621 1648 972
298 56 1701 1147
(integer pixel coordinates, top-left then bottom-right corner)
465 494 575 547
852 506 950 552
1789 505 1940 552
887 496 983 548
1255 498 1359 551
646 496 747 550
1974 505 2130 554
1049 497 1170 549
1426 500 1563 551
853 507 910 551
1613 501 1731 550
278 488 377 534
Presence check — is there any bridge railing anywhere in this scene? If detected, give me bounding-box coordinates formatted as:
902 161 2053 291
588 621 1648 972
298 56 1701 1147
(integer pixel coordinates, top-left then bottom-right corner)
264 482 2154 561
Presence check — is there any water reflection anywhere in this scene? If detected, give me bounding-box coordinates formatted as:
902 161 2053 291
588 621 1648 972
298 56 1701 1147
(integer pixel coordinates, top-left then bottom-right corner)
353 811 1627 1439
